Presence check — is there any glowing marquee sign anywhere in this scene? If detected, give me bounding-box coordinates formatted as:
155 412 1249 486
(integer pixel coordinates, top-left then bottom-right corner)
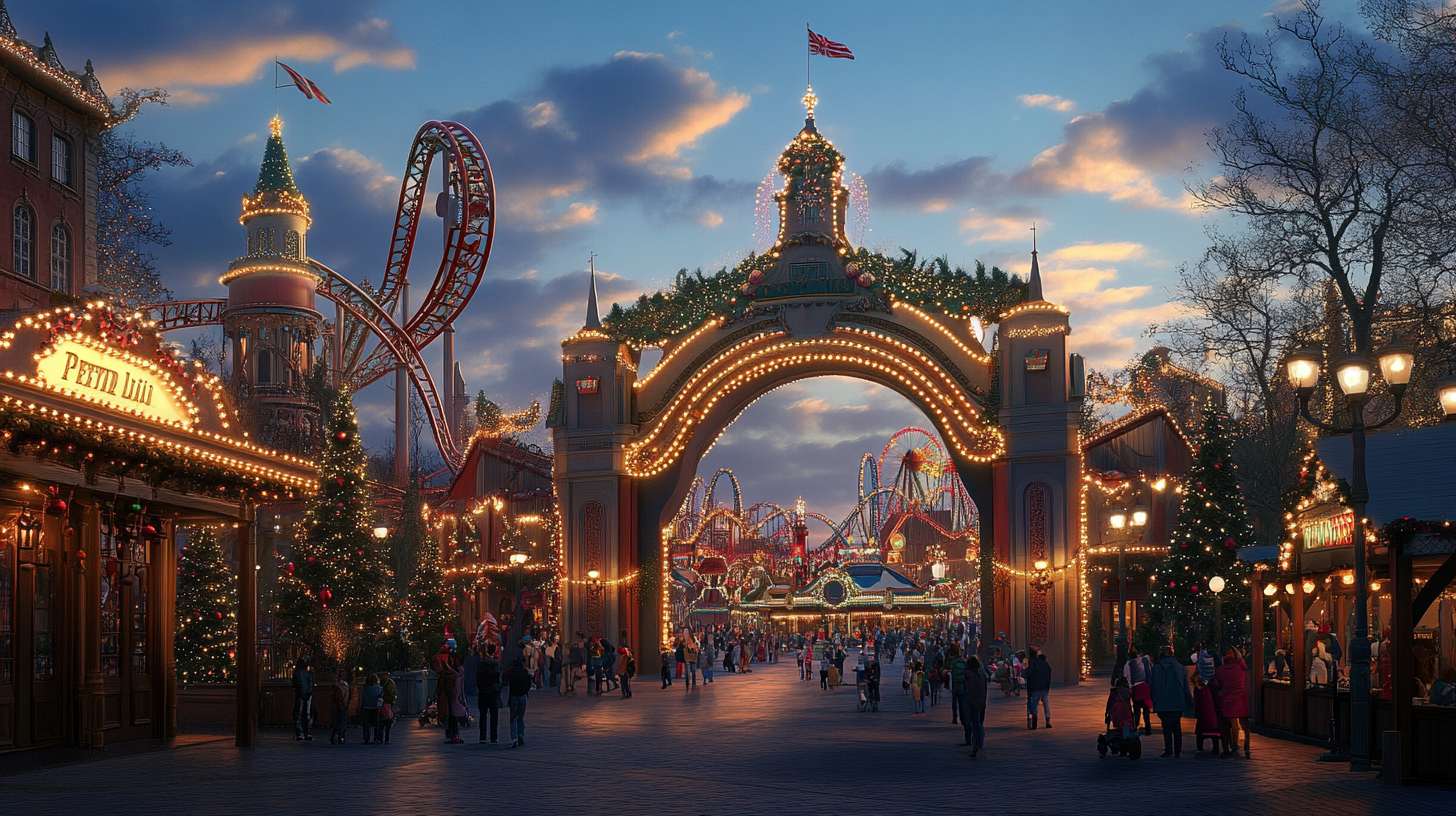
1301 509 1355 550
36 339 193 427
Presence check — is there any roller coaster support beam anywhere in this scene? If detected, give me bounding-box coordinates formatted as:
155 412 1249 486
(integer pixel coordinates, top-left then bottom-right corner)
396 277 410 485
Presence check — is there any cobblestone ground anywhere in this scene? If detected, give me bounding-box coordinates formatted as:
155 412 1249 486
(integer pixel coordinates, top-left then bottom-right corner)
2 652 1453 814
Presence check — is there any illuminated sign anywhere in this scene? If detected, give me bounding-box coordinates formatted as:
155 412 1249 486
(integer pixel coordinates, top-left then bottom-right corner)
575 377 599 394
36 339 193 427
889 532 906 551
1024 349 1050 371
1301 510 1355 549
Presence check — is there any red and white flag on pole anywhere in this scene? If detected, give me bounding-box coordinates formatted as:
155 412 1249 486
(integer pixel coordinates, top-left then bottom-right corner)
277 61 332 104
808 28 854 59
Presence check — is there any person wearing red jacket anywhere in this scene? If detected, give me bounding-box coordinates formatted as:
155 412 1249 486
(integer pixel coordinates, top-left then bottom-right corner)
1213 648 1251 758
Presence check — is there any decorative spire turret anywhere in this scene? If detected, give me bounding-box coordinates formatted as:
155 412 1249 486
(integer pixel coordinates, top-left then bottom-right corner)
584 254 601 329
39 32 62 71
81 59 105 100
241 116 309 225
1029 223 1044 301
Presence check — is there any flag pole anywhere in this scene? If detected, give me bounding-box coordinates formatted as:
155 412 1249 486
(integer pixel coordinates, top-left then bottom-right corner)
273 56 278 117
806 23 811 88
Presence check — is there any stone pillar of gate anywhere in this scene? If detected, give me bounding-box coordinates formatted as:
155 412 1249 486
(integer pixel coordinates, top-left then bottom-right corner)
552 324 641 662
995 283 1084 684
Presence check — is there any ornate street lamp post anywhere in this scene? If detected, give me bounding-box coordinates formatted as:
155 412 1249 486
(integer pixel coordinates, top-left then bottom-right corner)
1208 575 1226 654
1285 342 1413 772
1109 504 1147 673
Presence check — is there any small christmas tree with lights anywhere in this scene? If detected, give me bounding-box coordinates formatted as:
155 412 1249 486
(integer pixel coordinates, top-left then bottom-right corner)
1146 400 1254 646
399 477 446 666
174 526 236 683
276 388 393 668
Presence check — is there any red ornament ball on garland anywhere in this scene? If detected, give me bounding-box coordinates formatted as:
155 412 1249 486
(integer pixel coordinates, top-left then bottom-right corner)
1224 538 1236 549
337 431 348 441
1168 581 1177 588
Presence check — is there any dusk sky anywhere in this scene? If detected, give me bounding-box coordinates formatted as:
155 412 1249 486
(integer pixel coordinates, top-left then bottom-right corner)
17 0 1342 523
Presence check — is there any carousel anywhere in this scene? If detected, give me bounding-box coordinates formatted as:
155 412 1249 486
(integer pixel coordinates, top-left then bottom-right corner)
738 562 955 634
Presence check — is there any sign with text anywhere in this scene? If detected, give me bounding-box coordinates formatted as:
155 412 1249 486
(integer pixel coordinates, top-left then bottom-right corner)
1301 509 1355 549
36 339 192 427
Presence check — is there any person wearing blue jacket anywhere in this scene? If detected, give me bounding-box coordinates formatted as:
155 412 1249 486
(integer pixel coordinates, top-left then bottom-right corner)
1151 645 1195 758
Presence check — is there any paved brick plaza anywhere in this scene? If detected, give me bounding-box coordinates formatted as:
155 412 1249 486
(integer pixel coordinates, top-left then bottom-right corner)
2 653 1452 815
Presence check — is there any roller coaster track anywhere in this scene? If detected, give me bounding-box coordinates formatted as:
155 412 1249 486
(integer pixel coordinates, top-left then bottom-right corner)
146 120 496 474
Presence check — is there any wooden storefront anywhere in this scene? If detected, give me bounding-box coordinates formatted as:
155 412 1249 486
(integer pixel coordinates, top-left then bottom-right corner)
0 304 312 752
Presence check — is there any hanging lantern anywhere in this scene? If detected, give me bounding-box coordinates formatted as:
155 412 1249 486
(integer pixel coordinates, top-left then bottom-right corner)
16 508 42 552
44 486 69 516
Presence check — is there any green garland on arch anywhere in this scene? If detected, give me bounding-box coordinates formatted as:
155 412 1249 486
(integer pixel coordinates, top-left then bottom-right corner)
601 249 1027 348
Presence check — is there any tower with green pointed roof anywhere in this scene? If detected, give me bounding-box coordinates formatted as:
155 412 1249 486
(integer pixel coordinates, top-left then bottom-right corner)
222 116 323 452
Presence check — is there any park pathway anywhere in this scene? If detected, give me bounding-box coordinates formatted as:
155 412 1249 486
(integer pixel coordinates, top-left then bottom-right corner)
1 648 1452 814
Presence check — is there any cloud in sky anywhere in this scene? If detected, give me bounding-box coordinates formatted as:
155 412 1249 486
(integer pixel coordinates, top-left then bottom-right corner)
1019 93 1076 112
451 50 753 270
960 208 1040 242
1011 241 1173 368
1011 26 1239 210
14 2 415 94
863 157 1003 213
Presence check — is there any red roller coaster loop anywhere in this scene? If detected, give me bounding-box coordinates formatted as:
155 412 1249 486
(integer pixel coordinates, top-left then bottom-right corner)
145 120 497 474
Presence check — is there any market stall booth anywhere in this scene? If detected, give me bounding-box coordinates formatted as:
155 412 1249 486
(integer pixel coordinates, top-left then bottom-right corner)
0 304 313 752
1254 428 1456 783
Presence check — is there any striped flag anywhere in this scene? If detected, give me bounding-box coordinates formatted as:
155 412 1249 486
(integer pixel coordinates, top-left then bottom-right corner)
808 28 854 59
277 61 331 104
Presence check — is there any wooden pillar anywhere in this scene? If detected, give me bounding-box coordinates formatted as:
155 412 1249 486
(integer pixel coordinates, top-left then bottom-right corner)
1390 537 1413 783
236 507 257 747
161 518 178 738
1251 571 1264 725
1292 574 1307 735
78 494 103 749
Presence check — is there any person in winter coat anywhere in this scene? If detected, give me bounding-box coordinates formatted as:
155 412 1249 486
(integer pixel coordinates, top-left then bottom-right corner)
506 656 532 749
1190 642 1218 685
947 644 967 725
1213 648 1251 758
865 657 882 712
329 675 350 745
963 655 989 758
435 650 467 745
1192 674 1222 755
1023 652 1053 729
1150 645 1194 757
361 674 384 744
1123 646 1154 734
698 636 716 684
290 655 314 741
475 643 502 744
1105 675 1134 738
616 647 635 698
379 673 397 744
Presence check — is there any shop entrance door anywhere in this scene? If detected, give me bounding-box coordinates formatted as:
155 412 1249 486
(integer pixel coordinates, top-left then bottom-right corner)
118 567 153 738
16 559 63 746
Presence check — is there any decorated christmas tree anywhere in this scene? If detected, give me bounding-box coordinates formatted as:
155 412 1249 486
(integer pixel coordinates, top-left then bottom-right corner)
276 388 393 668
174 526 236 683
399 477 446 665
1146 400 1254 648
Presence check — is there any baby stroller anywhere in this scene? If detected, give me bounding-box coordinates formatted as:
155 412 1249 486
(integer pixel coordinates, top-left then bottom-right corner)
1097 728 1142 760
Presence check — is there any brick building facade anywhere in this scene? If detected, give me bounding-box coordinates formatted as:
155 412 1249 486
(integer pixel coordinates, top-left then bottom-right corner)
0 3 111 311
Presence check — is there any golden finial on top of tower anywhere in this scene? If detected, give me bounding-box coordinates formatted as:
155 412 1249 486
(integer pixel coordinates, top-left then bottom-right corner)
801 85 818 119
269 115 283 138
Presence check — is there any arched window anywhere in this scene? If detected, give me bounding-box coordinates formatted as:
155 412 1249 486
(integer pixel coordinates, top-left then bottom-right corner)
256 349 273 384
50 136 72 186
50 223 70 291
12 204 33 280
284 229 300 259
11 111 34 164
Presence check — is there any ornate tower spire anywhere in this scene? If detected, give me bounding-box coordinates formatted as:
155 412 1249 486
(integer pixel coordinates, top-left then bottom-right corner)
584 253 601 329
1029 223 1044 301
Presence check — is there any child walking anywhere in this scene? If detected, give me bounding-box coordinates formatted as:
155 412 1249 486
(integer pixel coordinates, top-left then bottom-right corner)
912 661 927 714
1105 675 1134 737
1193 674 1223 755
